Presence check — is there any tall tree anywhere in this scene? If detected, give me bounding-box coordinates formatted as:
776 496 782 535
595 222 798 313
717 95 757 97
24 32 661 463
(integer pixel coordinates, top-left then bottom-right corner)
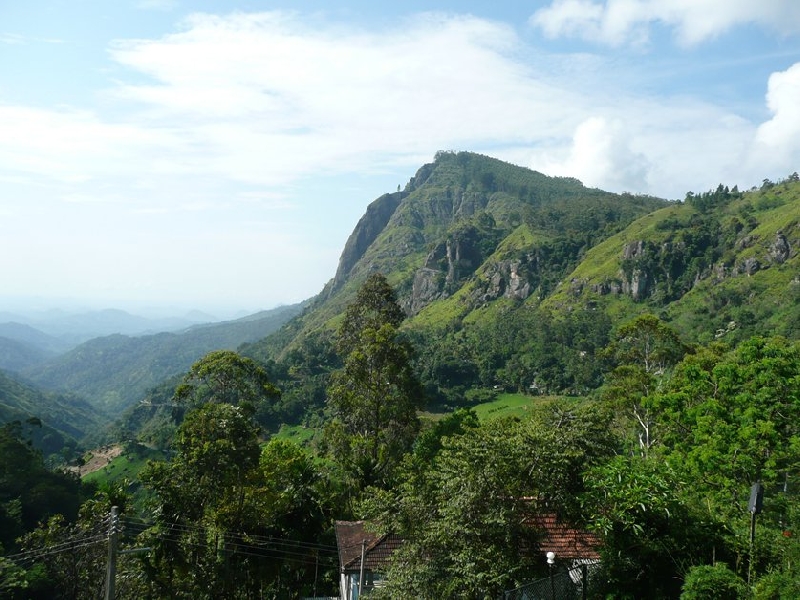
602 314 690 454
335 273 405 357
140 403 335 598
325 274 423 492
646 336 800 585
173 350 280 427
140 402 262 598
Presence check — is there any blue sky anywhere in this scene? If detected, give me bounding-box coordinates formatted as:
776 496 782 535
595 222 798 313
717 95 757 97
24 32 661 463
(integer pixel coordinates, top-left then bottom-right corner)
1 1 799 317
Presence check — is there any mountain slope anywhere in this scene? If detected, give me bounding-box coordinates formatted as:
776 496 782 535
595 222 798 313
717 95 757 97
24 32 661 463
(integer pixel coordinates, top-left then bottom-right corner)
23 303 304 417
546 178 800 344
248 157 799 405
253 151 667 358
0 368 104 455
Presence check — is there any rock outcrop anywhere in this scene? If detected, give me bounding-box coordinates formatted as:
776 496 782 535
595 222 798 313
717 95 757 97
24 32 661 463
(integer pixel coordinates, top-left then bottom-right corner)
329 192 404 295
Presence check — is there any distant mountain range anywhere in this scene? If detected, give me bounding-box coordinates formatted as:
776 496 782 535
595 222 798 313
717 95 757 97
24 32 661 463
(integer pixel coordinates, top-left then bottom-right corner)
0 307 222 352
0 304 304 444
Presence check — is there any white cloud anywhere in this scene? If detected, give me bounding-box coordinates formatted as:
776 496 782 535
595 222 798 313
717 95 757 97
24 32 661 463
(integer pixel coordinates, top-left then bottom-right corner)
531 0 800 46
534 116 650 191
103 11 574 184
750 62 800 176
0 10 791 224
3 8 799 309
0 105 173 184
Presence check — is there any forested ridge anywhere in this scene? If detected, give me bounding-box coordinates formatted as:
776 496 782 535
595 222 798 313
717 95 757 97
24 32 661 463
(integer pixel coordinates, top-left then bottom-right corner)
2 154 800 598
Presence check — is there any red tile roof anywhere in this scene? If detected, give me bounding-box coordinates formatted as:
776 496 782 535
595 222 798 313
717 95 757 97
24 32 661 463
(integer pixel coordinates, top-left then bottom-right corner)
528 513 601 560
335 520 403 572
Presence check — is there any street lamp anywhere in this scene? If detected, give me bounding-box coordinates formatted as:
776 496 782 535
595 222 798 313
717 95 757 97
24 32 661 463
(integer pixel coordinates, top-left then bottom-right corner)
546 551 556 600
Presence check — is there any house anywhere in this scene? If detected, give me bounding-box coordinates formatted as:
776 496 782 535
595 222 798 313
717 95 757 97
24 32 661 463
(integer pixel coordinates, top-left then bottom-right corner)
334 520 403 600
333 514 599 599
528 512 601 562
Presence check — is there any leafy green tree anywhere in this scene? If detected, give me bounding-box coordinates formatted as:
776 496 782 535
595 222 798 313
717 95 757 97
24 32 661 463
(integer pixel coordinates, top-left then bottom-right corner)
173 350 280 427
584 454 722 599
0 553 28 599
606 314 689 375
681 564 748 600
140 402 262 598
647 337 800 584
14 485 136 600
602 314 689 455
651 337 799 506
325 274 424 492
335 273 404 357
365 403 616 599
0 422 84 553
140 404 335 598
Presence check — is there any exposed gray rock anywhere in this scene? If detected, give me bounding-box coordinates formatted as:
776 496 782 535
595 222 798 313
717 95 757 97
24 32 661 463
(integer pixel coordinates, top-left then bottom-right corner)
591 280 623 295
620 240 651 300
408 268 447 313
622 270 650 300
622 240 645 260
329 192 403 295
770 232 791 264
506 262 531 300
739 257 761 275
713 263 728 281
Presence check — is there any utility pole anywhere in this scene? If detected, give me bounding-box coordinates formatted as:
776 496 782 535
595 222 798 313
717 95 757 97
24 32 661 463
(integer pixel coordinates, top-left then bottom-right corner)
748 482 763 585
358 539 367 598
105 506 119 600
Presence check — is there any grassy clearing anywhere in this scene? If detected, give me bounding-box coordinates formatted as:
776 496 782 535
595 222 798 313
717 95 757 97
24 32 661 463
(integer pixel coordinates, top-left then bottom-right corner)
468 393 570 421
82 447 166 486
270 423 321 447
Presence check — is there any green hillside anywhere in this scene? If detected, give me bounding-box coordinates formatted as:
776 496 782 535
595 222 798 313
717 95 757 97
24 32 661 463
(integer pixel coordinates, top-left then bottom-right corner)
244 157 799 411
22 303 304 418
0 368 104 458
248 151 666 358
546 178 800 344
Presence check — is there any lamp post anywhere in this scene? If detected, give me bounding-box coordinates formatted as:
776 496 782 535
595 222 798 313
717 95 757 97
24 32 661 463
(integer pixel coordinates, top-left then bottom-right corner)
546 551 556 600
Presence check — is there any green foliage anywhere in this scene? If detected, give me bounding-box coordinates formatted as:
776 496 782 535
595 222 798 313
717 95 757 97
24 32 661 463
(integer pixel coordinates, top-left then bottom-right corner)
607 313 690 374
336 273 405 356
139 403 335 598
16 488 135 600
365 403 616 599
601 314 690 454
23 303 301 420
585 455 721 599
173 350 281 429
753 569 800 599
681 563 748 600
0 369 98 459
0 422 86 553
650 337 800 505
326 275 424 493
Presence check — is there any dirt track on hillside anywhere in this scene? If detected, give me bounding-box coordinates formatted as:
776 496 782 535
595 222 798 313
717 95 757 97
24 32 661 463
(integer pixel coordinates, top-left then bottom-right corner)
70 445 123 477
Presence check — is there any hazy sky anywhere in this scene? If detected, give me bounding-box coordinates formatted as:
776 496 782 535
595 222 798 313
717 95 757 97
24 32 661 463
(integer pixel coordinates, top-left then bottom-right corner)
1 1 799 316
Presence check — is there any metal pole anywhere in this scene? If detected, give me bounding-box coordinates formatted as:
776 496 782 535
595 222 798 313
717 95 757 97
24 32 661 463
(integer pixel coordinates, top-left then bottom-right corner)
105 506 119 600
748 511 756 585
358 539 366 598
582 563 588 600
549 564 555 600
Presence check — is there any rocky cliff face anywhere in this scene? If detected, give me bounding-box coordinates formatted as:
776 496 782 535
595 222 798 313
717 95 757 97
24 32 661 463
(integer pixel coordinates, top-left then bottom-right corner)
593 227 796 304
328 192 404 295
303 151 668 335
